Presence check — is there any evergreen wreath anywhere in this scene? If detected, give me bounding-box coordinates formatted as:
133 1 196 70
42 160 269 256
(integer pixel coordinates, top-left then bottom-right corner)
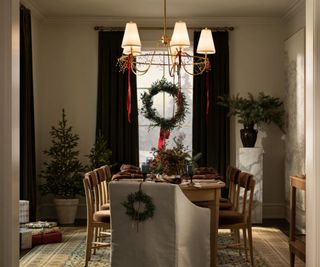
140 78 188 131
122 187 155 222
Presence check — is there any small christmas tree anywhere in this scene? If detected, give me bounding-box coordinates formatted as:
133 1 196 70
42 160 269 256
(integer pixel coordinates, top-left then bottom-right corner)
86 131 113 172
40 109 85 198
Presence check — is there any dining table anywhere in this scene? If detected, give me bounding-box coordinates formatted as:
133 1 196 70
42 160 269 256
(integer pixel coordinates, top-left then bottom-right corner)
111 171 225 267
180 180 225 267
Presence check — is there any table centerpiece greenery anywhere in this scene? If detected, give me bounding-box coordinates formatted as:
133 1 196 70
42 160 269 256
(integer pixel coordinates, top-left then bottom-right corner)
149 134 201 176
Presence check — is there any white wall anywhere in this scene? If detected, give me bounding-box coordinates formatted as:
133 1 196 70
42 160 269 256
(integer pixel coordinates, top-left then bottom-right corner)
0 0 19 265
283 3 306 228
31 17 286 219
229 23 286 218
34 22 98 218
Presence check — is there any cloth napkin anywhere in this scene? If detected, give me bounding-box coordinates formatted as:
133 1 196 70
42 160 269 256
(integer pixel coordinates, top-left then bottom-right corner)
120 164 140 173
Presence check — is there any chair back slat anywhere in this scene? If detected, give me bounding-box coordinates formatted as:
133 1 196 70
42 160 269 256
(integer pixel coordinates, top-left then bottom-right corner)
96 168 106 182
100 165 111 201
246 178 256 223
226 166 241 209
83 175 95 223
86 171 101 212
94 166 109 206
95 168 106 205
237 172 253 216
101 165 112 182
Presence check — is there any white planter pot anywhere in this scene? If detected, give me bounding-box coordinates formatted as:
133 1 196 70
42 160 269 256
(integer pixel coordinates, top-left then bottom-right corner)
54 198 79 225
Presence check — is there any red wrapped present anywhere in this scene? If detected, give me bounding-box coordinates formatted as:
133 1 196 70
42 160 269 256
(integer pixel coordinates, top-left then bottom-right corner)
32 230 62 246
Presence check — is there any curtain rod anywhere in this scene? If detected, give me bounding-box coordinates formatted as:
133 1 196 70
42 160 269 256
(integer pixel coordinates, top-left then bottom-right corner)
94 26 234 32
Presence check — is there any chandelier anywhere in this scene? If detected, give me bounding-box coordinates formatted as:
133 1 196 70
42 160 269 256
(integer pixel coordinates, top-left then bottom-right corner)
117 0 216 78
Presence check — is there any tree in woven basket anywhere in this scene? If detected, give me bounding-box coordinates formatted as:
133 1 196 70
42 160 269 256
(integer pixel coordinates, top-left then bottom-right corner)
40 109 85 198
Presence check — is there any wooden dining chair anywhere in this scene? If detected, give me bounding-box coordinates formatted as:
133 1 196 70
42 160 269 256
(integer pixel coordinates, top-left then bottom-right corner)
220 166 241 210
94 165 111 210
218 172 255 266
83 172 111 267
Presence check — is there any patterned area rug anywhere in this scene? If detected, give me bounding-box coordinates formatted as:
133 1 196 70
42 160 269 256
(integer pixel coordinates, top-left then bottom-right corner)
20 227 305 267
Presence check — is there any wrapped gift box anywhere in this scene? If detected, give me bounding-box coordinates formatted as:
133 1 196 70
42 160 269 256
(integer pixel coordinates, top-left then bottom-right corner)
24 221 57 229
30 227 60 235
20 228 32 250
22 221 62 246
32 230 62 246
19 200 29 224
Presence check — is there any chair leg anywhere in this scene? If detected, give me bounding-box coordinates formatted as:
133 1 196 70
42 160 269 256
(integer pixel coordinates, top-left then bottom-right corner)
235 229 242 256
248 225 254 267
85 225 94 266
93 227 99 255
242 227 248 261
290 248 295 267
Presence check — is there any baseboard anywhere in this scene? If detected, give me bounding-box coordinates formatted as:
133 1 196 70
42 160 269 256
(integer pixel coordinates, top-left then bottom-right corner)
263 202 286 218
38 202 87 220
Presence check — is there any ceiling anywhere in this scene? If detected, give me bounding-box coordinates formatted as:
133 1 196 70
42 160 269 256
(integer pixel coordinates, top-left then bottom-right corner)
28 0 299 18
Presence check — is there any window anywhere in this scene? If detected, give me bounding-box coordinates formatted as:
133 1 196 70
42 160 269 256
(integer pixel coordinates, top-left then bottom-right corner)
137 49 193 163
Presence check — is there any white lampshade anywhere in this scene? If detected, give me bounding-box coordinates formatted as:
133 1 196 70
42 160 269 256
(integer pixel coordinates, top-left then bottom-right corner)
121 22 141 48
196 28 216 54
170 21 190 48
123 46 141 56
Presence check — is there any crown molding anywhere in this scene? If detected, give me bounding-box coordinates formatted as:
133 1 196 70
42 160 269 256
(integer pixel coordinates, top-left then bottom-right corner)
42 15 281 26
282 0 305 21
20 0 45 20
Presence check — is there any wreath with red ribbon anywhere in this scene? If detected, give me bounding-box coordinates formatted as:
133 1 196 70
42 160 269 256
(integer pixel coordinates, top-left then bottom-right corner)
140 78 188 149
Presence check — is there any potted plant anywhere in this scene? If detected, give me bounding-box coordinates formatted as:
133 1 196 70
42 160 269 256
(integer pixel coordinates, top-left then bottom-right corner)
40 109 85 224
218 92 285 147
86 131 113 176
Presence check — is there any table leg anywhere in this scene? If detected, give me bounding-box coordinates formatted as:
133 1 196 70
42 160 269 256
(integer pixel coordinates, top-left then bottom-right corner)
208 189 220 267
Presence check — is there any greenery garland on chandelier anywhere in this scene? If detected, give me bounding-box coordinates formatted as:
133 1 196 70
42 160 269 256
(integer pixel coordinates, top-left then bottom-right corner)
140 78 188 131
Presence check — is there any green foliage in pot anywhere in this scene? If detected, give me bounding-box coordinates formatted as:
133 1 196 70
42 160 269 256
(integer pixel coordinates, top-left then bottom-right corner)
218 92 285 132
40 109 85 198
86 131 113 171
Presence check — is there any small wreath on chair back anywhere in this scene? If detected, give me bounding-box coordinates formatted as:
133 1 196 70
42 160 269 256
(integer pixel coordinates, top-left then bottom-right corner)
140 78 188 131
122 187 155 222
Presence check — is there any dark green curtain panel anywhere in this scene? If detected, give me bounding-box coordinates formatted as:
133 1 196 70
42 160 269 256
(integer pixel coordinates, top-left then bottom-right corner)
193 31 230 176
96 31 139 170
20 5 37 221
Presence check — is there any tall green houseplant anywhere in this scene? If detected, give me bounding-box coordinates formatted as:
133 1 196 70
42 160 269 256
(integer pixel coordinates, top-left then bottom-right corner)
218 92 285 147
40 109 84 198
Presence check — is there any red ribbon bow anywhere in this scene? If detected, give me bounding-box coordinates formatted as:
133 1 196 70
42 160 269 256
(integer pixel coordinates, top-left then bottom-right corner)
158 128 170 150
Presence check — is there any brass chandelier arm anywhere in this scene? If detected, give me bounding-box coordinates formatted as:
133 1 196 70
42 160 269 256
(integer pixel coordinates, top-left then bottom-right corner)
118 52 211 76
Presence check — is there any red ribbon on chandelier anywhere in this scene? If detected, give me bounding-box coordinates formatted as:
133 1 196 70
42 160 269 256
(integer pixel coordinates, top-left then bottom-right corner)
158 128 170 150
126 55 132 123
